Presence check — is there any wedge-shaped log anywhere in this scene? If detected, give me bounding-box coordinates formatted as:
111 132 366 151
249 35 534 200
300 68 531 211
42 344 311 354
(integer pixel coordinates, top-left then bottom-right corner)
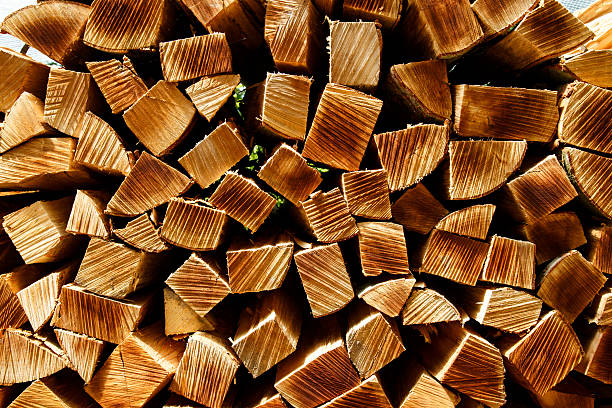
0 48 48 112
521 211 586 264
587 288 612 325
66 190 111 239
186 74 241 121
402 288 460 325
472 0 538 37
87 57 147 114
358 222 410 276
54 328 104 383
534 378 596 408
113 214 170 253
343 0 401 29
435 204 495 240
577 326 612 384
588 224 612 274
358 276 415 317
562 50 612 88
303 83 382 171
294 244 354 317
342 169 391 220
481 235 536 289
301 188 358 243
320 375 393 408
0 265 46 331
8 372 99 408
0 92 52 153
164 287 214 337
392 183 448 234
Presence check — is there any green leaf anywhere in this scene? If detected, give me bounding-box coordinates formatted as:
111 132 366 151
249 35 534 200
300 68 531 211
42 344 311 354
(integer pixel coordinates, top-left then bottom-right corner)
307 161 330 174
233 83 247 119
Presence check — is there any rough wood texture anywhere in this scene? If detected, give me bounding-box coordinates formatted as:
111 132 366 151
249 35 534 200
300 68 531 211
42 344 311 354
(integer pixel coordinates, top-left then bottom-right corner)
358 277 415 317
0 48 48 112
0 265 46 331
472 0 538 37
87 57 147 114
358 222 410 276
66 190 111 239
0 92 52 153
164 287 214 337
454 85 559 142
535 380 596 408
341 169 391 220
587 288 612 325
300 188 358 243
320 375 393 408
123 80 197 157
481 235 536 289
435 204 495 240
186 74 241 121
343 0 401 29
391 183 448 235
8 372 99 408
448 140 527 200
302 83 383 171
522 211 586 264
374 122 449 191
577 326 612 384
113 213 170 253
402 288 460 325
294 244 354 318
54 328 104 383
160 34 232 82
562 50 612 88
588 224 612 274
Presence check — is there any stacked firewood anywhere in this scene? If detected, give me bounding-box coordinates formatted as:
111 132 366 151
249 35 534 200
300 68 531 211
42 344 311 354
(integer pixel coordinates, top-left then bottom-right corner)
0 0 611 407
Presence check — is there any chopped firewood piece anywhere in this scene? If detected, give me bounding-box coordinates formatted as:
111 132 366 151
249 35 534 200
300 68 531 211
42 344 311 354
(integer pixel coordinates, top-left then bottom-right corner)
3 196 83 264
342 169 391 220
346 302 405 378
163 393 211 408
538 250 607 323
275 317 361 408
358 276 415 317
52 284 152 344
294 244 354 318
86 323 185 408
588 224 612 274
0 265 46 331
0 329 68 385
106 151 192 217
471 0 538 37
10 372 98 408
87 58 147 114
481 235 536 289
448 140 527 200
74 112 132 176
453 85 558 142
232 290 301 377
303 83 382 171
502 155 577 222
44 68 102 137
320 375 393 408
343 0 401 29
54 328 104 383
587 288 612 325
402 288 460 325
227 237 293 293
384 60 452 122
435 204 495 240
1 1 90 66
171 332 240 408
258 144 321 205
264 0 323 73
165 253 231 319
66 190 111 239
562 50 612 88
559 82 612 154
186 74 241 121
160 198 227 251
358 222 410 276
522 211 586 264
74 238 167 299
396 0 483 59
535 378 596 408
123 80 197 157
113 214 170 253
421 324 506 407
0 48 48 112
0 92 52 153
160 34 232 82
164 287 214 337
375 123 449 191
329 21 381 91
301 188 358 243
392 183 448 234
575 1 612 50
84 0 175 53
179 122 248 190
503 310 583 395
577 326 612 384
420 229 489 286
209 172 276 233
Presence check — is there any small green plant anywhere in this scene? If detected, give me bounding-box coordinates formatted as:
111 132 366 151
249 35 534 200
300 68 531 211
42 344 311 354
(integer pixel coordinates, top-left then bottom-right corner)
245 144 265 173
307 161 330 174
233 83 247 119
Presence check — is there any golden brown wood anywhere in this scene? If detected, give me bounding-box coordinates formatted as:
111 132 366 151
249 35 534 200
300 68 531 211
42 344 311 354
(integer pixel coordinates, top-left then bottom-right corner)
561 50 612 88
587 288 612 325
392 183 448 235
535 380 595 408
402 288 460 325
435 204 495 240
186 74 241 121
66 190 111 239
472 0 538 37
522 211 586 264
358 277 415 317
54 328 104 383
481 235 536 289
588 224 612 274
300 188 358 243
164 287 214 337
358 222 410 276
0 265 46 331
113 213 170 253
8 372 99 408
0 92 52 153
320 375 393 408
577 326 612 384
575 0 612 51
341 171 389 221
0 48 48 112
87 57 147 114
343 0 401 29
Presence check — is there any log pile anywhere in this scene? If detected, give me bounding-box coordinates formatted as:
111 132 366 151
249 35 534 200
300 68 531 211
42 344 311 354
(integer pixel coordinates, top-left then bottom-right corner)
0 0 612 407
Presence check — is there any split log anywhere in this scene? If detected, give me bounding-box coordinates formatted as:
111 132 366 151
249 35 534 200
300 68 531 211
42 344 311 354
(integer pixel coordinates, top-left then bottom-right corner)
231 290 301 377
123 80 197 157
186 74 241 121
113 213 170 253
179 121 248 190
537 250 607 323
343 0 401 29
300 188 358 243
503 310 583 395
391 183 448 234
587 288 612 325
84 0 175 53
0 1 90 66
319 375 393 408
357 221 410 276
453 85 559 142
8 372 99 408
274 317 361 408
0 92 52 153
588 224 612 274
258 144 322 205
85 323 185 408
2 196 83 264
341 169 391 220
160 198 227 251
54 329 104 383
171 331 241 408
164 287 214 337
435 204 495 240
328 21 381 91
0 48 48 112
384 60 452 123
471 0 538 37
374 122 449 191
302 83 383 171
561 50 612 88
0 265 46 331
160 34 233 82
521 211 586 264
66 190 111 239
448 140 527 200
402 287 460 325
87 57 148 114
52 283 153 344
481 235 536 289
535 379 596 408
209 172 276 233
105 151 192 217
577 326 612 384
294 244 354 317
358 276 415 317
575 0 612 51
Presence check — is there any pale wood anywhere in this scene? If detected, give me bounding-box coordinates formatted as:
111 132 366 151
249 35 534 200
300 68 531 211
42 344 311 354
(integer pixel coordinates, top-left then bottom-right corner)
562 50 612 88
294 244 354 318
577 326 612 384
106 151 192 217
186 74 241 121
522 211 586 264
0 265 46 331
66 190 111 239
160 34 232 82
435 204 495 240
589 224 612 274
164 287 214 336
358 221 410 276
391 183 448 234
0 92 52 153
575 0 612 51
320 375 393 408
374 122 449 191
587 288 612 325
472 0 538 37
303 83 382 171
358 277 415 317
481 235 536 289
179 121 248 190
300 188 358 243
123 80 197 157
113 213 170 253
402 288 460 325
54 328 104 383
0 48 48 112
448 140 527 200
343 0 401 29
342 169 391 220
8 373 98 408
